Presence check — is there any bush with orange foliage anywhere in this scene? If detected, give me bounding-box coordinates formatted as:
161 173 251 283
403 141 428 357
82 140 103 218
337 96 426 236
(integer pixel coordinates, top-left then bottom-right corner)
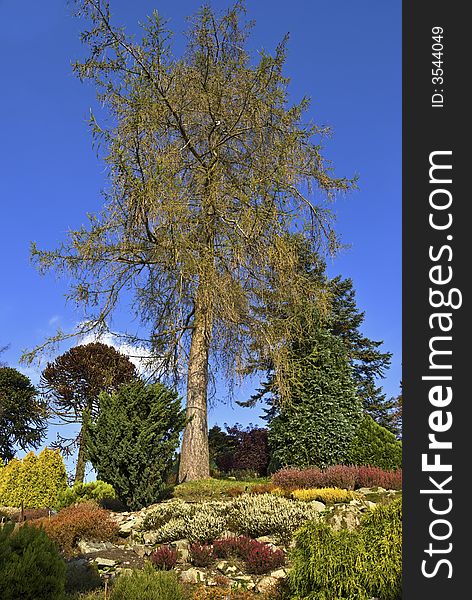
30 501 118 555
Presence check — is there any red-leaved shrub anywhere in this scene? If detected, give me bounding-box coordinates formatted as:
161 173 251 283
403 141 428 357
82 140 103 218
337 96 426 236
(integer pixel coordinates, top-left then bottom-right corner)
213 536 285 574
189 542 214 567
357 466 402 490
30 501 118 556
272 465 402 491
150 544 178 570
272 467 324 490
322 465 358 490
244 541 285 574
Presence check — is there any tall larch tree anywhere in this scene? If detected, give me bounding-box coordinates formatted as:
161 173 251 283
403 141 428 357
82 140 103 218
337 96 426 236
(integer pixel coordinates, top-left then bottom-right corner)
26 1 356 481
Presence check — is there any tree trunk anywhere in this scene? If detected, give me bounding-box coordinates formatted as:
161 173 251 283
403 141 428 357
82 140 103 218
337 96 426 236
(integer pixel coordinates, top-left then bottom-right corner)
178 301 212 482
74 409 90 484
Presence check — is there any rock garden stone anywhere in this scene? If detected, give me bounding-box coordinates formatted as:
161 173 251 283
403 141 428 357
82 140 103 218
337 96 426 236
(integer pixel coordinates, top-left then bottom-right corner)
179 568 206 584
256 576 278 594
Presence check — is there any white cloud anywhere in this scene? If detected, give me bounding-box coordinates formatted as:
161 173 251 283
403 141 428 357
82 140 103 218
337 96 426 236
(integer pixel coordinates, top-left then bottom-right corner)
48 315 61 327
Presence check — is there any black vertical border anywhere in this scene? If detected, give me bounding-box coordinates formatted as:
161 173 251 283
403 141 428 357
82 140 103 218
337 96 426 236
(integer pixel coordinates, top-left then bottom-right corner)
403 2 467 598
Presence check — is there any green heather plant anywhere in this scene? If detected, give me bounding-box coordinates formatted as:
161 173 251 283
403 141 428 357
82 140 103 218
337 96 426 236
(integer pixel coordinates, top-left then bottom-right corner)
288 498 402 600
227 494 322 542
0 522 66 600
143 494 321 543
110 566 186 600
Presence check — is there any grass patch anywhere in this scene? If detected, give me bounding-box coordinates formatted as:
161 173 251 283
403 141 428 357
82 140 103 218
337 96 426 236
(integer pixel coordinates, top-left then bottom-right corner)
173 478 269 502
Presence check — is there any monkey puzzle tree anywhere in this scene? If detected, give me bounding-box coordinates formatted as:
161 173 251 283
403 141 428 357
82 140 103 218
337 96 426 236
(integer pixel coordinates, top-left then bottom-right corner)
0 367 47 462
26 1 355 481
41 342 138 483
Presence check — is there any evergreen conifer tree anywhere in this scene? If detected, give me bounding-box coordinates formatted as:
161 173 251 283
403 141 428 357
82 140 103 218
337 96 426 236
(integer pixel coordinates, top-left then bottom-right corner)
87 381 185 509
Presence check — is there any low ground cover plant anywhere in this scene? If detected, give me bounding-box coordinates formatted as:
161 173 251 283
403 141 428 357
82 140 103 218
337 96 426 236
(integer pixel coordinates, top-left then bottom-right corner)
56 480 116 510
30 501 118 556
109 566 186 600
172 477 268 502
189 536 285 574
143 494 322 544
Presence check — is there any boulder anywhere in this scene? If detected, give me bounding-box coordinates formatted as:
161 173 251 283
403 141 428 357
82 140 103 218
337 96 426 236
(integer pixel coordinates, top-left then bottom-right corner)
325 504 362 531
179 568 205 584
77 540 114 554
93 557 117 568
256 576 278 594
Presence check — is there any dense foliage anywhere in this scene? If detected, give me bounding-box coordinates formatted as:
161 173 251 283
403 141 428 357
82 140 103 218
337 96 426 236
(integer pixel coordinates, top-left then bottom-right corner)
0 367 47 462
41 342 138 483
56 480 116 509
348 414 402 470
143 494 322 544
87 381 186 510
268 330 362 470
31 501 118 556
288 498 402 600
189 536 285 574
0 522 66 600
244 238 394 432
209 423 270 476
272 464 402 491
0 448 67 508
109 566 186 600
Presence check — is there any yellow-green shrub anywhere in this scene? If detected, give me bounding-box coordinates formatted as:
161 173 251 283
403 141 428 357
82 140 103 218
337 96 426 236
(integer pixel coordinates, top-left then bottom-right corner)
0 449 67 508
291 487 357 504
288 498 402 600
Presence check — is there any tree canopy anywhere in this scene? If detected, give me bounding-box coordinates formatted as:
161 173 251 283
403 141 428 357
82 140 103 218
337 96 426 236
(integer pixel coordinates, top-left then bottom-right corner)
0 367 47 462
27 1 356 480
41 341 138 482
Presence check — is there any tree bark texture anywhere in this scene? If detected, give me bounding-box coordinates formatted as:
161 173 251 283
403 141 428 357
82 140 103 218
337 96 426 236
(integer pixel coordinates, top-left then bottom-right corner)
74 425 87 484
178 300 212 482
74 408 90 484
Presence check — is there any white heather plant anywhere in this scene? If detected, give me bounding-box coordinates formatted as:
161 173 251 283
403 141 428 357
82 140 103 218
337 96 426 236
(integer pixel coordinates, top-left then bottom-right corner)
227 494 323 542
142 500 195 530
143 494 323 544
153 518 188 543
183 509 227 543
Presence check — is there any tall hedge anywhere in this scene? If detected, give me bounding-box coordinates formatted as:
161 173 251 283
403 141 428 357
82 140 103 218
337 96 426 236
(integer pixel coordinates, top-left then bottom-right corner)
0 448 67 508
348 414 402 470
268 331 362 470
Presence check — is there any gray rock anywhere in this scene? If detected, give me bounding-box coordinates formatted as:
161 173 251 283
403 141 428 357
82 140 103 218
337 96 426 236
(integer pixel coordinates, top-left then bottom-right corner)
256 576 278 594
133 544 152 558
143 531 159 545
309 500 326 512
270 569 287 579
325 504 362 531
93 557 117 568
179 568 205 584
77 540 114 554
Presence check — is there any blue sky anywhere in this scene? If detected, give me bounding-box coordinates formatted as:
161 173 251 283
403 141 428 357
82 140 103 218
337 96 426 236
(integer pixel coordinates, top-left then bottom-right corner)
0 1 401 470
